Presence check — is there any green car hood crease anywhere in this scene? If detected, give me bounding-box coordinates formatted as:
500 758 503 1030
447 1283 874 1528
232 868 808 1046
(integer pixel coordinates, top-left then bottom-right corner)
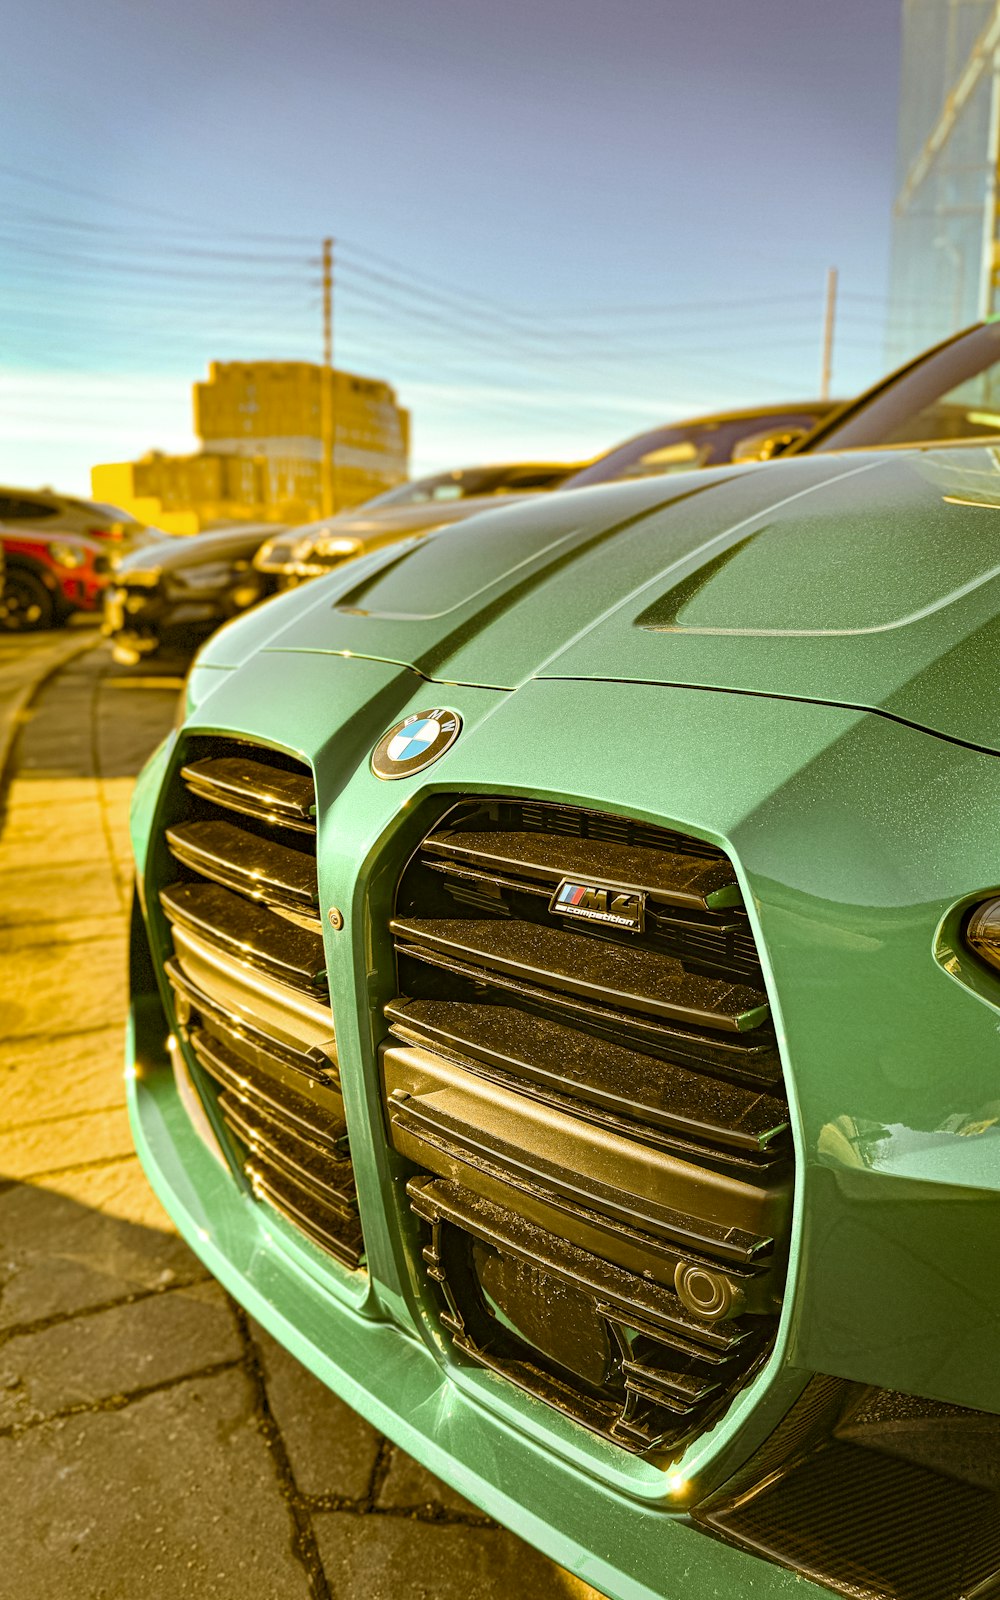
196 447 1000 756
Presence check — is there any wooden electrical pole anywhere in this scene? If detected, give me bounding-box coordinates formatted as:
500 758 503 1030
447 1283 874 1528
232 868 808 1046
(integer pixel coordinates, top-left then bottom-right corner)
820 267 838 401
320 237 336 517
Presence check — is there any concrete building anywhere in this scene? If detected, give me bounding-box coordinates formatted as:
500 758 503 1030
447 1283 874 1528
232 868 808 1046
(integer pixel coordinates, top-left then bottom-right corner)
889 0 1000 364
92 361 410 534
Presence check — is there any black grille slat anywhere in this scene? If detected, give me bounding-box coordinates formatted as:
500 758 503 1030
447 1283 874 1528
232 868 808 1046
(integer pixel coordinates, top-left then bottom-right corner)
423 829 740 910
392 916 770 1033
190 1026 346 1152
622 1356 722 1407
386 796 792 1457
161 880 326 991
165 958 336 1090
157 738 364 1272
181 755 316 833
388 1089 774 1263
512 799 724 860
245 1166 364 1269
393 959 782 1084
166 818 319 916
410 1178 757 1353
383 999 788 1160
220 1096 357 1218
420 860 764 982
393 940 781 1064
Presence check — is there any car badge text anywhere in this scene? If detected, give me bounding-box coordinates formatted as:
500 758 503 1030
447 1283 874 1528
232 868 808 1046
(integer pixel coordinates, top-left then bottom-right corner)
371 708 462 780
550 878 646 933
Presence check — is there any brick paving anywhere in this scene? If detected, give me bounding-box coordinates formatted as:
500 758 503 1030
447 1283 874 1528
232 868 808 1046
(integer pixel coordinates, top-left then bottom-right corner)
0 639 605 1600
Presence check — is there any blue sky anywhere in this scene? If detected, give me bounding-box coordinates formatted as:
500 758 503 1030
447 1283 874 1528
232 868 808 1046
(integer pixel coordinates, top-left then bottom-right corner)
0 0 903 493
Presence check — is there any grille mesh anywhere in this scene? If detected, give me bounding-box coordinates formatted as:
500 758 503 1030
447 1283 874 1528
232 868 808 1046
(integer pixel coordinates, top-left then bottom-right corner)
157 738 364 1270
383 796 793 1455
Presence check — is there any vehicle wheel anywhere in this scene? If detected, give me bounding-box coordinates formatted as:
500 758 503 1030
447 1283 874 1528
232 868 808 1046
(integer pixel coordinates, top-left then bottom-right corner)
0 569 56 632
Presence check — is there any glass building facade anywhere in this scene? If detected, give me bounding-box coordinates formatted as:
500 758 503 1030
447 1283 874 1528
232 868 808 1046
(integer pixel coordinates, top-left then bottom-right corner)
890 0 1000 365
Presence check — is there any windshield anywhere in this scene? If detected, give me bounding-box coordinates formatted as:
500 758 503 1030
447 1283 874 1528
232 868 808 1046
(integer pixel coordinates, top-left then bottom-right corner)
812 324 1000 452
564 412 827 488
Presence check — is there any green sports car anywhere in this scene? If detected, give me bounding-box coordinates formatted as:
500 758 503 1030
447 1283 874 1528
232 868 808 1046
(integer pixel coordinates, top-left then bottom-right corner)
128 436 1000 1600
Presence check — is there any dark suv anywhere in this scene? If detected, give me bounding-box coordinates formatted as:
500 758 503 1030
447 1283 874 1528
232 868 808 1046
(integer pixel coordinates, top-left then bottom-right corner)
103 523 282 663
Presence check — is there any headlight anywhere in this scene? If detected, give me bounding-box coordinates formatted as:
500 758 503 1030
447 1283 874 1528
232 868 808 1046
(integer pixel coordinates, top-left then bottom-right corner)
257 533 364 575
307 535 364 562
253 537 297 572
286 536 365 578
49 541 86 569
171 560 237 590
965 898 1000 972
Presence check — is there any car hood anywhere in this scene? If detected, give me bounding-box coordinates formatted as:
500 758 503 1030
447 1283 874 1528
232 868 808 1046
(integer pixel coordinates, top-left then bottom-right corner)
118 524 278 577
315 491 533 541
196 448 1000 756
0 526 104 557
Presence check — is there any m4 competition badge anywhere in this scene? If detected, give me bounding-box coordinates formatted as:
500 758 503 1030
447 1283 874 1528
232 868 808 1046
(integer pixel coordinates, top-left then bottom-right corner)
551 878 646 932
371 708 462 780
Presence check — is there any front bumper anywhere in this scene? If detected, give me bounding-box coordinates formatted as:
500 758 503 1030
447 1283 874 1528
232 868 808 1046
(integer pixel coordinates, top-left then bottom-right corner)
128 651 1000 1600
57 567 106 614
105 576 268 656
129 1001 813 1600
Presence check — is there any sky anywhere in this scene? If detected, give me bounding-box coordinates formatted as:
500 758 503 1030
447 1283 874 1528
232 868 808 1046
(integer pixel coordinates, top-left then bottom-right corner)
0 0 905 494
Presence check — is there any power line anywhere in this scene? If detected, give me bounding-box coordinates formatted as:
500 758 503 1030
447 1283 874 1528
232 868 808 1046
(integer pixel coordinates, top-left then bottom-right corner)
0 162 317 245
0 210 314 266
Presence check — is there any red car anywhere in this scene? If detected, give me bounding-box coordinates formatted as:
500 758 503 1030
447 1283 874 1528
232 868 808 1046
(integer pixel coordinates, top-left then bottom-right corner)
0 528 112 631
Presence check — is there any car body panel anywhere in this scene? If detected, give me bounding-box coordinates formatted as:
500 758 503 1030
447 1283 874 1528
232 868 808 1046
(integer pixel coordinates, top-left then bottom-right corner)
128 654 1000 1597
560 400 841 489
120 524 276 575
128 445 1000 1599
254 462 578 582
105 523 280 656
0 484 155 547
311 487 554 540
0 527 110 617
203 449 1000 755
134 648 1000 1417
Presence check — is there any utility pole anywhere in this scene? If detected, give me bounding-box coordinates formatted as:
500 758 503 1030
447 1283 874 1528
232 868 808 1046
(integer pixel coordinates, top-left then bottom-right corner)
978 47 1000 319
820 266 838 401
320 237 336 518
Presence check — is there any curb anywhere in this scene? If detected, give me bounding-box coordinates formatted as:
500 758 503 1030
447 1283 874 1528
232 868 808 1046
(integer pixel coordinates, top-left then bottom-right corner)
0 629 101 800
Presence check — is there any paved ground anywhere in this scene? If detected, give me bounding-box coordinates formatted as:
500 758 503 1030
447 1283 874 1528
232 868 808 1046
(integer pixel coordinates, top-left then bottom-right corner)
0 636 604 1600
0 619 98 777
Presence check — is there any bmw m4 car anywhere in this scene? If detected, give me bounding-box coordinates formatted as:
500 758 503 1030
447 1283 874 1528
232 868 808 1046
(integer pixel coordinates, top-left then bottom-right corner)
128 444 1000 1600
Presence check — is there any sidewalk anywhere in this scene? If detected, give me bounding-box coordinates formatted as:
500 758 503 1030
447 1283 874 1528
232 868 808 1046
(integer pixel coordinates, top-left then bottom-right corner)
0 622 99 784
0 642 604 1600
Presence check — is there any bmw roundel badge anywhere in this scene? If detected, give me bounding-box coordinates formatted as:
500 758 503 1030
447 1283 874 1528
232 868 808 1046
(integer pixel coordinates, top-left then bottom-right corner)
371 708 462 780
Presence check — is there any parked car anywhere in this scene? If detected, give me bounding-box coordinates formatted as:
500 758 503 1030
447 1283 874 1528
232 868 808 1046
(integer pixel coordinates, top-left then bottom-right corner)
129 438 1000 1600
104 523 282 664
253 460 579 583
558 400 840 488
256 412 839 587
0 484 156 549
0 527 112 631
736 319 1000 460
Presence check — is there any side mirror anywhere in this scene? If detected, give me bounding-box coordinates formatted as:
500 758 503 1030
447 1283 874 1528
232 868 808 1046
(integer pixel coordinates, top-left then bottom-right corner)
730 426 810 464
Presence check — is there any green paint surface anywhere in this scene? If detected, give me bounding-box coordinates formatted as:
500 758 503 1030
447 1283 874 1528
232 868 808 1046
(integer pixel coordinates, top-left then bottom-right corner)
129 446 1000 1599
